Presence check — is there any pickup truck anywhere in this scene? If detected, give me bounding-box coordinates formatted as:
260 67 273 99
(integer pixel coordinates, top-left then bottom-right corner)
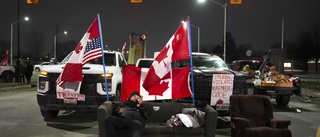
135 58 154 68
37 50 127 119
229 59 301 106
137 53 254 116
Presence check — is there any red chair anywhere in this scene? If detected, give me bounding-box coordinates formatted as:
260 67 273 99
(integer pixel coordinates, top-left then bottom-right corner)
230 94 292 137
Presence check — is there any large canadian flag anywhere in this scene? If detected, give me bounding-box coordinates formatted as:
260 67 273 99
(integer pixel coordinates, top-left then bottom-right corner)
137 17 192 101
121 65 191 101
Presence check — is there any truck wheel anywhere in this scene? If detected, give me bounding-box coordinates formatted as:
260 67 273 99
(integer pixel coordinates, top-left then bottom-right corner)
35 68 40 72
1 71 14 83
115 85 121 101
276 95 290 106
40 109 59 119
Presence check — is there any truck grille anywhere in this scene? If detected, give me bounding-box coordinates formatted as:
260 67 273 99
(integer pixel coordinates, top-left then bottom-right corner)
45 73 109 95
193 75 247 99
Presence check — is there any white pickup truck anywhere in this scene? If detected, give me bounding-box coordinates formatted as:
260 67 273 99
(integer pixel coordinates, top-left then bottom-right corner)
135 58 154 68
37 50 127 119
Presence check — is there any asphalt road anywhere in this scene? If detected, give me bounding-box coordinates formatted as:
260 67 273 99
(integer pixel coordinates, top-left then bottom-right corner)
0 71 319 137
0 86 319 137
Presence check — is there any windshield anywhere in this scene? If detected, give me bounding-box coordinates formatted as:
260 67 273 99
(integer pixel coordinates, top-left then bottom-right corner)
173 55 228 69
60 52 116 66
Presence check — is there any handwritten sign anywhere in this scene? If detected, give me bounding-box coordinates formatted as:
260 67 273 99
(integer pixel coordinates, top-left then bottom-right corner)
210 74 234 110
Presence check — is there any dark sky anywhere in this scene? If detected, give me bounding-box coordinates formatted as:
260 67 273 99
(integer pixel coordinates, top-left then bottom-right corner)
1 0 320 58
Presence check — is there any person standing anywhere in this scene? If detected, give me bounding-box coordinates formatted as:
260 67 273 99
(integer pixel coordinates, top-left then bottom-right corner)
104 91 148 137
25 62 34 84
19 60 26 84
14 60 22 85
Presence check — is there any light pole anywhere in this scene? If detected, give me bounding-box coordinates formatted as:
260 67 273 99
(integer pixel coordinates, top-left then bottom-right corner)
198 0 227 61
10 17 29 65
182 21 200 52
54 31 67 59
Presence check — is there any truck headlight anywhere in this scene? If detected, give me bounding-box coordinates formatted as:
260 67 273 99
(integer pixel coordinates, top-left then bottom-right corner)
101 82 112 92
38 80 46 90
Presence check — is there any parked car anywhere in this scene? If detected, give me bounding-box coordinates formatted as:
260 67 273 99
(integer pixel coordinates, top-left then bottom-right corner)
34 62 50 72
37 51 127 119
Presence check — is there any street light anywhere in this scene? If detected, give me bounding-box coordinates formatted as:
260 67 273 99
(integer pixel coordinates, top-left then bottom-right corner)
10 16 29 65
53 31 67 59
198 0 227 62
182 21 201 52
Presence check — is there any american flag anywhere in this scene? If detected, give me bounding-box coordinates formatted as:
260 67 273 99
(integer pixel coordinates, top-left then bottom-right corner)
82 37 102 64
56 17 102 87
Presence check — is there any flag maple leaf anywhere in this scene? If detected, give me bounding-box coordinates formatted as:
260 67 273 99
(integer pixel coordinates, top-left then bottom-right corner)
155 46 169 65
148 81 169 96
75 43 83 54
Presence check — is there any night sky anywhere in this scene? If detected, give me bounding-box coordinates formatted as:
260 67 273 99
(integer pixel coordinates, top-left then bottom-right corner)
1 0 320 58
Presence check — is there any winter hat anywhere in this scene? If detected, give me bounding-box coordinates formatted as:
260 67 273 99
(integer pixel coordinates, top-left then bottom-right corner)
130 91 140 98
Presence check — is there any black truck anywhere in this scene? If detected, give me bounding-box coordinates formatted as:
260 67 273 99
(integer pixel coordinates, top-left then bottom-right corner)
173 53 254 116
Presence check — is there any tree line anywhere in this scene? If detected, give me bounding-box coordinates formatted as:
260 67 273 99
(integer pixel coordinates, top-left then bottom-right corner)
0 22 319 72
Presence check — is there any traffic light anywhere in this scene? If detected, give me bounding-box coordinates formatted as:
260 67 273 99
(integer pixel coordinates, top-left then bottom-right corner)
230 0 242 4
27 0 38 4
131 0 142 3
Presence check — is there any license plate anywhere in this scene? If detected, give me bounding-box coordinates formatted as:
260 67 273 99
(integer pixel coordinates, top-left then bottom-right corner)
64 98 77 104
57 92 86 101
215 104 230 111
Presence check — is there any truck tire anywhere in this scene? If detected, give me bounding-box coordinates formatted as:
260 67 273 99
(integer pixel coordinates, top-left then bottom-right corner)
35 67 40 72
1 71 14 83
276 95 290 106
40 109 59 119
115 85 121 101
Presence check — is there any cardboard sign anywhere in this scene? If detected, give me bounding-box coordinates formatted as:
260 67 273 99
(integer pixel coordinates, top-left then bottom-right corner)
210 74 234 110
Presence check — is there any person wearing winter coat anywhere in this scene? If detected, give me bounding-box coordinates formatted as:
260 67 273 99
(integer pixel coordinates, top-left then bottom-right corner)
104 91 148 137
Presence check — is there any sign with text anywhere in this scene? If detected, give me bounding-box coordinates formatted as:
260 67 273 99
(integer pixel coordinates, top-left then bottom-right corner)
210 74 234 110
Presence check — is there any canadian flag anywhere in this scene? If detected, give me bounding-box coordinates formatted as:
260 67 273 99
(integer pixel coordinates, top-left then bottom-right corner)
1 50 9 66
121 65 191 101
142 17 191 96
56 16 103 100
123 18 191 100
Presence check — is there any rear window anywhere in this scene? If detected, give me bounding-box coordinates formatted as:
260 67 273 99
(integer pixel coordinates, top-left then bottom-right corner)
61 52 116 66
172 55 228 69
88 54 116 66
137 60 153 68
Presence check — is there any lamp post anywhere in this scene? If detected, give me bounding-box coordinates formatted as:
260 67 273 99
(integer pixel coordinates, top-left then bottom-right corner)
53 31 67 59
182 21 200 52
10 17 29 65
198 0 227 61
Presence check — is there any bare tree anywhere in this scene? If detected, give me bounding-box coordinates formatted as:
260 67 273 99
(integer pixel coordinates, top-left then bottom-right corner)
25 28 45 60
312 21 320 73
56 40 78 61
0 40 10 54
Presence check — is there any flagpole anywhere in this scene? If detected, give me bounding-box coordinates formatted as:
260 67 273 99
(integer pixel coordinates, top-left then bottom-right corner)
143 31 146 58
187 17 195 105
97 14 109 101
